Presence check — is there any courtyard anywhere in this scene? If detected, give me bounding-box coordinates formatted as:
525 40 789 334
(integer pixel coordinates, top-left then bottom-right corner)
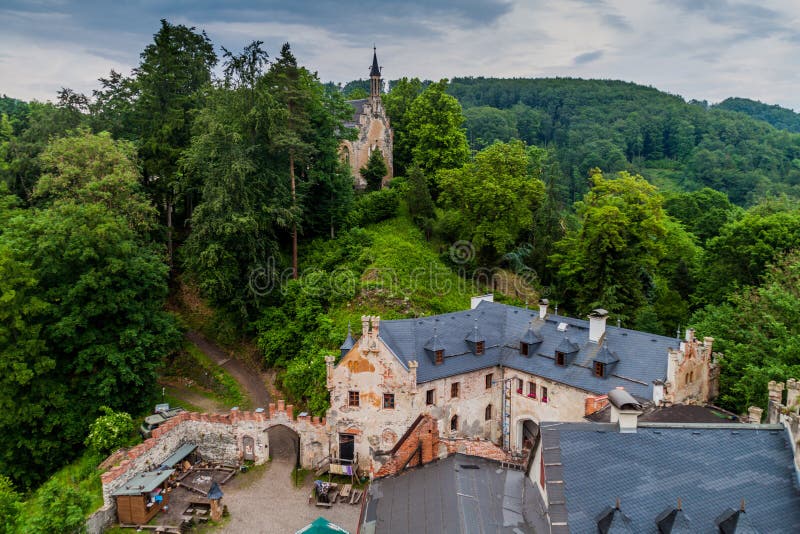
217 459 361 534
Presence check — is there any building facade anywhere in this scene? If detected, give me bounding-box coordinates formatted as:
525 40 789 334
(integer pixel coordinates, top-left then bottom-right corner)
325 298 721 472
340 48 393 188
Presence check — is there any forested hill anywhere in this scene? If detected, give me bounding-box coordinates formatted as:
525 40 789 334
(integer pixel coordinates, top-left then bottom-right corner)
713 97 800 133
444 77 800 205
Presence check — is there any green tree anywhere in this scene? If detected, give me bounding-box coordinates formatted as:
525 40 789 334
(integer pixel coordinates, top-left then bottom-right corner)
437 140 545 260
0 201 180 486
663 187 741 244
85 407 135 454
463 106 517 150
382 77 423 176
0 475 20 534
89 69 139 140
695 204 800 304
406 80 470 180
360 149 387 191
549 170 668 318
345 87 368 100
33 129 155 232
135 19 217 267
267 43 316 279
181 41 283 319
26 479 90 534
405 164 436 231
691 252 800 413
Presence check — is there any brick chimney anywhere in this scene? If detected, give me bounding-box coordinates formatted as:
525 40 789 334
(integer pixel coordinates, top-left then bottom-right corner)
538 298 549 320
588 309 609 343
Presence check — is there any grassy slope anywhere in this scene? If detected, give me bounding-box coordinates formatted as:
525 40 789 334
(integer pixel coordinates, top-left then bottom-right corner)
324 210 533 339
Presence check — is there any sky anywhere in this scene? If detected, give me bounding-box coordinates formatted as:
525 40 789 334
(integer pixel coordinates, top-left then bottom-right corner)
2 0 800 110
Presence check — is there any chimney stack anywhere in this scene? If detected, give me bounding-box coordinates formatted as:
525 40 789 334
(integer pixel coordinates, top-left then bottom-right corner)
608 387 643 433
538 298 549 320
589 309 609 343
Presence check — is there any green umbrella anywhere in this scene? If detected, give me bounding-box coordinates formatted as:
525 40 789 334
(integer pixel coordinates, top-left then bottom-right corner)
295 516 350 534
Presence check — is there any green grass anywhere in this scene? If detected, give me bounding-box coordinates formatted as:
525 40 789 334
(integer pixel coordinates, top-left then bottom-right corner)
162 342 249 410
291 467 311 487
160 385 210 413
325 213 477 336
15 450 104 529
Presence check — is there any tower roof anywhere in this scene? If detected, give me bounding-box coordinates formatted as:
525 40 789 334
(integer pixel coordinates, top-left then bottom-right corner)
370 47 381 77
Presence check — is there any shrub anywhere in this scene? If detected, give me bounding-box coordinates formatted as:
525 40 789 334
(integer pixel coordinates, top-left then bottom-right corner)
85 407 135 454
346 189 399 227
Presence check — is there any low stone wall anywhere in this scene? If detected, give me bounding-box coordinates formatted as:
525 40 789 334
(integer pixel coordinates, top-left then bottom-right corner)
85 505 116 534
100 401 329 507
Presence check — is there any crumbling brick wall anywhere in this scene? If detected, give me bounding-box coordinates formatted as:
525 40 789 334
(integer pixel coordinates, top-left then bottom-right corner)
99 401 329 507
374 414 515 478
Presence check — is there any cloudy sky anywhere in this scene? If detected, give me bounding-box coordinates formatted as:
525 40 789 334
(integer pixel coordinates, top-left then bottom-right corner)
2 0 800 109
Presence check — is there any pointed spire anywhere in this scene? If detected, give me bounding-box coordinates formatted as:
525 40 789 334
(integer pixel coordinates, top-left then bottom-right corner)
340 321 356 357
370 46 381 77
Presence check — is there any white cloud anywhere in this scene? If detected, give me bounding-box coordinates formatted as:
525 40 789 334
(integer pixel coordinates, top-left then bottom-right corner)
0 0 799 110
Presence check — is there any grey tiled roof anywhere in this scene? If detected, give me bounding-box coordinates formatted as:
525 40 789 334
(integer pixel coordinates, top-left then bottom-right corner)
540 422 800 533
377 300 678 399
362 454 534 533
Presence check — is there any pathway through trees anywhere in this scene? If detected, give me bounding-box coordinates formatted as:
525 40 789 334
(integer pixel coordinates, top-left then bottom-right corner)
185 330 271 409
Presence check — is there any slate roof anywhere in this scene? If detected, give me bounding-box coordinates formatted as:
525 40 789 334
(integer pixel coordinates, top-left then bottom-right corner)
362 454 534 533
587 403 741 423
370 48 381 77
344 98 367 128
377 300 678 399
539 422 800 533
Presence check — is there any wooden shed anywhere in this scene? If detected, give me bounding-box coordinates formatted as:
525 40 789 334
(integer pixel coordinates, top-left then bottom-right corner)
112 468 175 524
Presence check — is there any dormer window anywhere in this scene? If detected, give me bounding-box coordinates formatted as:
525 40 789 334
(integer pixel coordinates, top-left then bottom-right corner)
465 318 485 355
594 361 605 377
555 337 579 366
424 327 446 365
520 325 542 356
592 345 620 379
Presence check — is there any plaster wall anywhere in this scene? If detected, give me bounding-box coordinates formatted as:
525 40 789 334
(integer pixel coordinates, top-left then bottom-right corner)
419 367 501 442
505 370 593 451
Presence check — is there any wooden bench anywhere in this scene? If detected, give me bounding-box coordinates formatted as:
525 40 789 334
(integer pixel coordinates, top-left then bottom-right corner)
350 489 364 505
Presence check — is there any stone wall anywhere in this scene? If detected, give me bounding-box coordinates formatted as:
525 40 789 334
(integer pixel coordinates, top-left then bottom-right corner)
85 504 116 534
666 330 719 405
100 401 329 507
341 96 393 188
766 379 800 469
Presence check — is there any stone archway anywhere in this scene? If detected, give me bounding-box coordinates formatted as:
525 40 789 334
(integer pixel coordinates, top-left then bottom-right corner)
516 418 540 452
266 424 300 465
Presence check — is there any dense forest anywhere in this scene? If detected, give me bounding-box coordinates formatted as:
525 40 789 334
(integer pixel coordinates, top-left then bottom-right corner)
1 20 799 529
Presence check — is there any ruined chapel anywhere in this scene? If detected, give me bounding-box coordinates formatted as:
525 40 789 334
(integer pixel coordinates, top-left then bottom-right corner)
341 48 393 188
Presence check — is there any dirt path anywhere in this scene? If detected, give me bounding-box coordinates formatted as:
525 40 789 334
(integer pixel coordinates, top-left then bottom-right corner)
186 330 271 409
158 379 225 413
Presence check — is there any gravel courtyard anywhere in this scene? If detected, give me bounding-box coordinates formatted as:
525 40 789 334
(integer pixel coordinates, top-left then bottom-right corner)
217 460 361 534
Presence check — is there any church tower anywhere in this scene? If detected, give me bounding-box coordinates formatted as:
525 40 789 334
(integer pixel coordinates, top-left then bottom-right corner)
370 47 382 100
340 47 393 189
